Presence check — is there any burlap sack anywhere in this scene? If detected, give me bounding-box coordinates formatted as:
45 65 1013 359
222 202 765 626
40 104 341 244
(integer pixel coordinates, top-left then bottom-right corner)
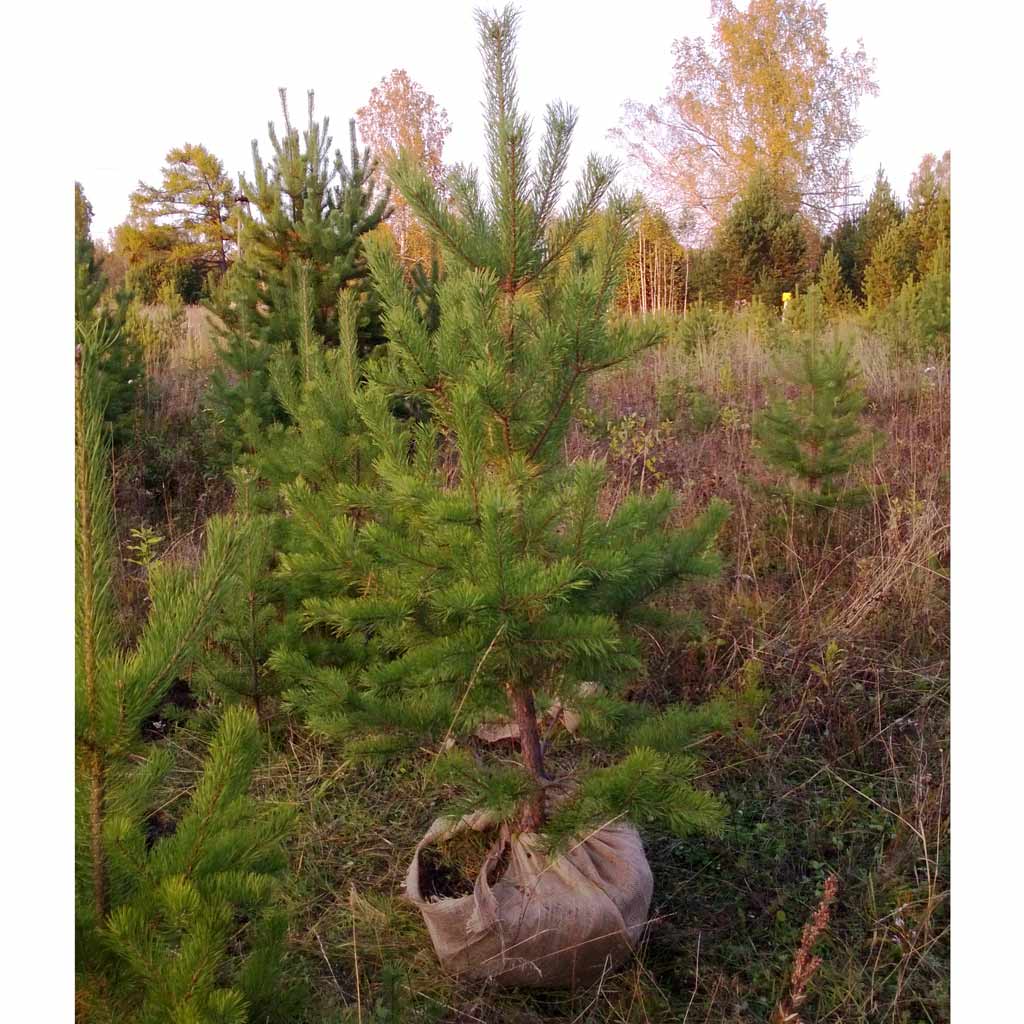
404 805 654 988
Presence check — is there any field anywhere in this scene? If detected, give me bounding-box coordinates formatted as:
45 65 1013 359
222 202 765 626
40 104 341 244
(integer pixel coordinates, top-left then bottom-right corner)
112 311 949 1023
72 7 953 1017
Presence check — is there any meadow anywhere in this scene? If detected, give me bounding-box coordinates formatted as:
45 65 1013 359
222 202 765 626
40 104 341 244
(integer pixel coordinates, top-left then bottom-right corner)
104 306 949 1023
73 7 950 1021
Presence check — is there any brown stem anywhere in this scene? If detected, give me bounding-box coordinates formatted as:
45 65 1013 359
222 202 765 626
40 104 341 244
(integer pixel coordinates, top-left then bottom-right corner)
90 748 107 921
506 683 548 831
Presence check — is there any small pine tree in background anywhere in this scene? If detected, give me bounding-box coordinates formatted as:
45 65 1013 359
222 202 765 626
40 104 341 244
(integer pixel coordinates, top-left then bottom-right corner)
915 237 950 354
76 182 142 440
75 323 294 1022
246 271 390 703
207 90 390 448
817 247 850 313
852 166 904 297
275 6 756 842
753 339 879 510
711 166 807 309
244 268 375 495
863 221 914 310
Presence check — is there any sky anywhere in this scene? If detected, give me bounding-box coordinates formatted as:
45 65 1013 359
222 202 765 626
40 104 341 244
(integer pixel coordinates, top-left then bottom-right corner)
70 0 953 241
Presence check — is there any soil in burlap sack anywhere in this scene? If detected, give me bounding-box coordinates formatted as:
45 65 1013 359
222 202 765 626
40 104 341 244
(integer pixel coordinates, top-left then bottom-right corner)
404 802 654 988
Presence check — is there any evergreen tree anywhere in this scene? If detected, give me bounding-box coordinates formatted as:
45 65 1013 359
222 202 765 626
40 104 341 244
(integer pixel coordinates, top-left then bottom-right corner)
75 183 142 441
711 167 808 308
816 246 850 312
192 499 288 720
915 236 950 351
207 90 390 447
274 6 755 841
822 213 860 301
753 339 879 509
119 143 236 301
851 166 903 297
76 182 106 320
246 272 388 688
902 150 951 278
863 221 914 310
75 323 293 1021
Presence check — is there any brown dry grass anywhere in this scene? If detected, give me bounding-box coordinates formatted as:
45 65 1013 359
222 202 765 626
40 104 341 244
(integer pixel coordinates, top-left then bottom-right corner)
116 316 950 1022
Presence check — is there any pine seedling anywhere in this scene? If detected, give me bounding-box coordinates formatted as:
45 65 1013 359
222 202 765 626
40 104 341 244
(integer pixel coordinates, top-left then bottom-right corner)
278 6 753 841
817 247 851 313
753 338 880 510
75 322 293 1020
247 267 372 498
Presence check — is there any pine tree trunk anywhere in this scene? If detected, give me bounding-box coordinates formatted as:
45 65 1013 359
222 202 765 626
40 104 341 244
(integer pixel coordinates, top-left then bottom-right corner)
90 748 107 921
506 683 547 831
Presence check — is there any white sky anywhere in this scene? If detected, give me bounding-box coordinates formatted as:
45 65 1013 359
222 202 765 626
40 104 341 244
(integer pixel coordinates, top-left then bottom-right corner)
71 0 953 241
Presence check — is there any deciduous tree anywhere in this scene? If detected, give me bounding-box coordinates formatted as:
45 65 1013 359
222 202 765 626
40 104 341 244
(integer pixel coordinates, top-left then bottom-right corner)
356 69 451 266
615 0 876 233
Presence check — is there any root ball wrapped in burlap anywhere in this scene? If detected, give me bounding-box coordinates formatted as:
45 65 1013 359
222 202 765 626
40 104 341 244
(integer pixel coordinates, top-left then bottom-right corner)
404 808 654 988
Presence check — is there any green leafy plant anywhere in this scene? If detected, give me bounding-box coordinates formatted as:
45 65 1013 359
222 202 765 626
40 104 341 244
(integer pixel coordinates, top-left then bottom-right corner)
125 526 164 569
607 412 667 492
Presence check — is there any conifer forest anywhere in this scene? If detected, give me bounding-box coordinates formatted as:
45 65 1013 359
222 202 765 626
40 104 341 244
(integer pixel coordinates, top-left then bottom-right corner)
74 4 950 1021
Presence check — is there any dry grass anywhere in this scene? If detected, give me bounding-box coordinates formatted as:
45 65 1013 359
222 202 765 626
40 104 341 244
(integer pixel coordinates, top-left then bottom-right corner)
119 316 950 1022
559 321 950 1022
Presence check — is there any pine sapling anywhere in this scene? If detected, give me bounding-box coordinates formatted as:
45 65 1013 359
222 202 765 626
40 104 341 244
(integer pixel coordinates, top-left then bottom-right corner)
753 338 880 510
192 502 288 719
207 89 390 447
75 321 293 1019
275 6 759 845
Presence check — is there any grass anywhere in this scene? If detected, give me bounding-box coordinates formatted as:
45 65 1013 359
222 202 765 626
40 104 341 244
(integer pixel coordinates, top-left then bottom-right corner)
116 312 949 1022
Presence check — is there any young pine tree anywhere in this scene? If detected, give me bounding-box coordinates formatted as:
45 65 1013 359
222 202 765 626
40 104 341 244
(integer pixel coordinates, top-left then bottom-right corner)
244 270 388 699
191 501 289 720
75 322 294 1022
275 6 754 842
207 90 390 447
76 182 142 440
753 339 879 510
852 166 904 298
817 247 850 313
711 166 807 308
863 221 915 310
